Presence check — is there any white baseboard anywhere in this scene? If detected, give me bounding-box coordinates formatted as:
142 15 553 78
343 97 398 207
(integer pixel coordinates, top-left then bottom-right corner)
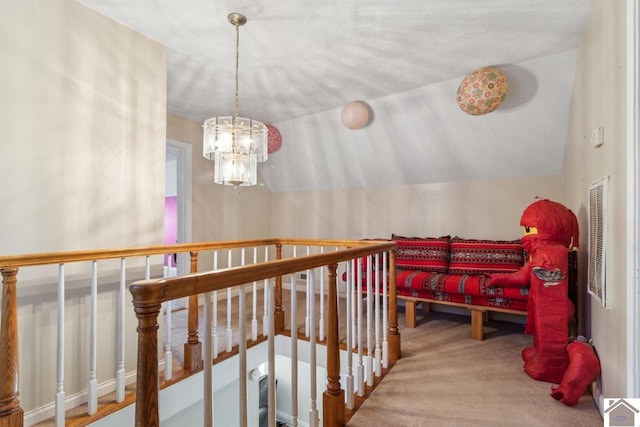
24 361 165 426
592 378 605 418
276 409 310 427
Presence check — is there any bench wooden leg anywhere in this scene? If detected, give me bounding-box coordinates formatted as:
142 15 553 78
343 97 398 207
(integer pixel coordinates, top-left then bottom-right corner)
471 309 485 340
422 301 431 313
405 300 417 328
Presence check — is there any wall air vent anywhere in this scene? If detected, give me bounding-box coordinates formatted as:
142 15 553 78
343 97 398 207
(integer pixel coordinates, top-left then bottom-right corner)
588 176 609 307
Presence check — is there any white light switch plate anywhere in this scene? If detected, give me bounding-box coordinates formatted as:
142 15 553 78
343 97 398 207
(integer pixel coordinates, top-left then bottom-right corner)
591 127 604 148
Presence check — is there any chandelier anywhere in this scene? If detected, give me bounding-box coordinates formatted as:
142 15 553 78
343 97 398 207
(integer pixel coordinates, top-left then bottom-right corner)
203 13 267 186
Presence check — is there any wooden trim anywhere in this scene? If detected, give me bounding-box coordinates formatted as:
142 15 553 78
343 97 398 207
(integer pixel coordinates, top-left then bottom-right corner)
0 238 397 427
274 243 285 333
398 295 527 341
131 296 162 427
322 263 345 427
184 251 202 371
0 268 23 427
0 238 388 269
387 249 401 363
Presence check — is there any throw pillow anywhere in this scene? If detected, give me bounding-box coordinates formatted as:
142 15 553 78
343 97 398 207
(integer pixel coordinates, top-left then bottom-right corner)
392 234 451 272
448 237 525 275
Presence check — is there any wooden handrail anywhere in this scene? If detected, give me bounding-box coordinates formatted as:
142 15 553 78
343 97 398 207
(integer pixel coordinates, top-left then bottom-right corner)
0 238 397 427
0 238 381 268
130 240 396 427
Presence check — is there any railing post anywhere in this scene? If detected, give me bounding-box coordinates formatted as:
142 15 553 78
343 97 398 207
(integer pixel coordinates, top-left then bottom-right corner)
387 249 401 363
131 286 162 427
273 244 285 333
184 251 203 371
322 263 345 427
0 268 23 427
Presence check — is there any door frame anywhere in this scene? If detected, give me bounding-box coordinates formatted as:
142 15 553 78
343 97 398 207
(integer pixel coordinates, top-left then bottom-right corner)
167 138 193 277
626 0 639 398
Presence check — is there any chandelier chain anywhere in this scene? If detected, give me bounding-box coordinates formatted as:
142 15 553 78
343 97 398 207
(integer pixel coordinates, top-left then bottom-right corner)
234 22 240 119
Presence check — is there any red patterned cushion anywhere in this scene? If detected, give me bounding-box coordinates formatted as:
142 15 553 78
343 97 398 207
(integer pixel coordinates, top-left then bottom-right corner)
448 237 524 274
392 235 451 272
395 270 528 300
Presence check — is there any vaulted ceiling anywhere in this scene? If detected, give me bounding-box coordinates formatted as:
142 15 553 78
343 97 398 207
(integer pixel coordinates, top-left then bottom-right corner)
77 0 594 192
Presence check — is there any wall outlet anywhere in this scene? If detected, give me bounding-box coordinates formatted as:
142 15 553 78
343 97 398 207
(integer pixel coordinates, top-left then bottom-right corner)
591 126 604 148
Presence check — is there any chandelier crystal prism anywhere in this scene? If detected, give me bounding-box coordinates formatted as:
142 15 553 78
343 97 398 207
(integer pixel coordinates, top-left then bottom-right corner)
202 13 267 187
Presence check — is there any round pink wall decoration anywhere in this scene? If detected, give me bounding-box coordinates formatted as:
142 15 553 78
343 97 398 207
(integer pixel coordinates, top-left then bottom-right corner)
266 124 282 153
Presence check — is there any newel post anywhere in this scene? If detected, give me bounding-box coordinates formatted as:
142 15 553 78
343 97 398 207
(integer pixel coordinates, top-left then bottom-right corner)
273 243 285 333
0 268 23 427
184 251 203 371
322 263 345 427
131 283 162 427
387 249 401 363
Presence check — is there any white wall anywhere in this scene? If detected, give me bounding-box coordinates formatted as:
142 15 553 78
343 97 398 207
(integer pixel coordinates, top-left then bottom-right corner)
563 0 629 401
270 175 565 241
0 0 166 413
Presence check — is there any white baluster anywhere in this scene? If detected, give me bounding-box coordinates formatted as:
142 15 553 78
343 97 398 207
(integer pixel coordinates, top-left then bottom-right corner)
319 247 325 341
226 251 233 353
308 272 319 427
365 256 374 387
55 264 65 427
164 299 173 381
374 253 382 377
267 282 276 427
116 258 126 402
252 247 258 341
88 261 98 415
213 251 218 359
239 286 248 427
290 274 298 427
345 260 354 410
382 252 389 369
351 260 357 350
356 258 364 396
204 292 213 427
305 246 310 338
145 256 151 280
262 246 269 337
162 255 173 381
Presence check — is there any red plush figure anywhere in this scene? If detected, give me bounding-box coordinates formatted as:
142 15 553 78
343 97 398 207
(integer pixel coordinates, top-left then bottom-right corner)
489 199 579 383
551 337 601 406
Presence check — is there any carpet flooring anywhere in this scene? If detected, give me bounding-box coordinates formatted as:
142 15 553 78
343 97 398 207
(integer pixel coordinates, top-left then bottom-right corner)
169 292 602 426
347 310 602 427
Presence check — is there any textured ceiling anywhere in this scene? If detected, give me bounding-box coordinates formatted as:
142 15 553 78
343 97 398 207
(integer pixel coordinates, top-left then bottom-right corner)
77 0 594 192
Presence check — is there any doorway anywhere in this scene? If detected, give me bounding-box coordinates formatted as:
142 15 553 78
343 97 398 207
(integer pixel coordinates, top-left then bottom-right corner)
165 139 193 308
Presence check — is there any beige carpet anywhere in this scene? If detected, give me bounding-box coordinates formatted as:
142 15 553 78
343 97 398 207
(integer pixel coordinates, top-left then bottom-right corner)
347 310 602 427
170 293 602 426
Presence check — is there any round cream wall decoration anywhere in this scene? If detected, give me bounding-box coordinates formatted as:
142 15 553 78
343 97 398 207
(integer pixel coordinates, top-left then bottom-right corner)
341 101 370 130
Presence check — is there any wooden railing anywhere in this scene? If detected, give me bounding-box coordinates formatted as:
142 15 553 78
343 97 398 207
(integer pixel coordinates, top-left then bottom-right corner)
0 238 399 427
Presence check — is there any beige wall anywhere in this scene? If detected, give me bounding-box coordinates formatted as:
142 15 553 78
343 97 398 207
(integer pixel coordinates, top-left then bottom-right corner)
0 0 631 418
0 0 166 412
564 0 628 399
167 114 272 269
270 176 565 241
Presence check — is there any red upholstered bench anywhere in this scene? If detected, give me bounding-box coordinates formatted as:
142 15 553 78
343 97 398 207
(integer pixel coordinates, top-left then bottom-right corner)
342 235 577 340
393 235 529 340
